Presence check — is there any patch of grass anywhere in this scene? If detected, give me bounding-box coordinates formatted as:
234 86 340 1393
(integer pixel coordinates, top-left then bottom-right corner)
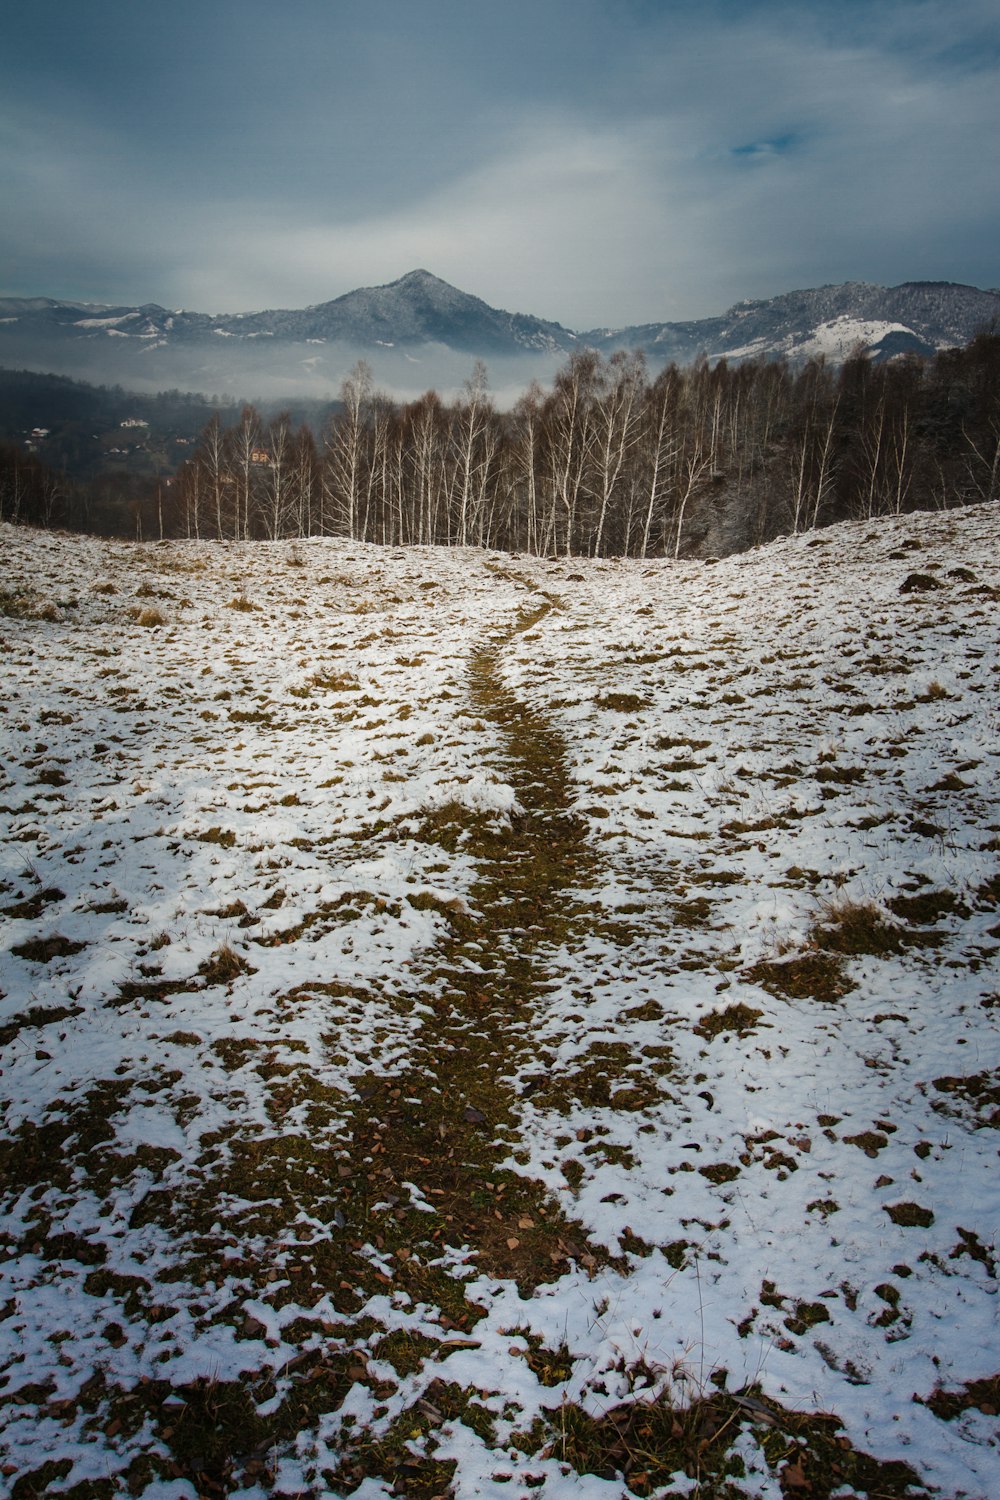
513 1335 577 1387
10 933 86 962
0 588 37 619
33 765 68 786
950 1227 997 1277
671 893 714 927
884 1202 935 1228
887 889 968 925
517 1380 930 1499
784 1300 831 1334
653 734 711 752
695 1002 763 1038
193 825 236 847
229 705 281 726
253 892 403 948
204 897 252 920
931 1069 1000 1129
0 885 65 918
198 942 256 986
0 1003 82 1048
813 897 904 956
305 669 360 692
210 1037 261 1070
328 1392 462 1497
746 949 853 1003
917 680 951 702
537 1042 667 1113
594 692 650 713
8 1459 74 1497
928 771 972 793
226 592 258 612
900 572 943 594
815 763 865 785
133 606 167 627
409 800 497 853
843 1130 889 1157
921 1372 1000 1421
699 1162 741 1184
371 1329 443 1377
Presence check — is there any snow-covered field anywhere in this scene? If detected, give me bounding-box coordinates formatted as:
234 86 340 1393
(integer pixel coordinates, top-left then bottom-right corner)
0 506 997 1498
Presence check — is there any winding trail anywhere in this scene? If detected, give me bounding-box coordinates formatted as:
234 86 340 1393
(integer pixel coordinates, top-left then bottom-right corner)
339 594 605 1296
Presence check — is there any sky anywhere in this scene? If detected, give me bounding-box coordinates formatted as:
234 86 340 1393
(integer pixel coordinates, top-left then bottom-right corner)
1 0 998 328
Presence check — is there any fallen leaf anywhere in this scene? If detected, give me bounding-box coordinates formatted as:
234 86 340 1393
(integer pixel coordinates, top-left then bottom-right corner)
782 1458 809 1489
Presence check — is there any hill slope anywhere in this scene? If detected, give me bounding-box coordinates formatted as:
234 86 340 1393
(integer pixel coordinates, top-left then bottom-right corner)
1 506 998 1496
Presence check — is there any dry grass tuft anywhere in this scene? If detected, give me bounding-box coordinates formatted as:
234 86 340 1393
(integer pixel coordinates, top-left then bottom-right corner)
198 943 256 986
813 897 904 956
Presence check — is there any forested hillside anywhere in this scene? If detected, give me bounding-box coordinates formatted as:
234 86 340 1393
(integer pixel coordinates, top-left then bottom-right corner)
2 336 998 555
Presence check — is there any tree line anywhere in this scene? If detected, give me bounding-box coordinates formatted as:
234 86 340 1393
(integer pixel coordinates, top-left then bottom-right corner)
3 335 998 553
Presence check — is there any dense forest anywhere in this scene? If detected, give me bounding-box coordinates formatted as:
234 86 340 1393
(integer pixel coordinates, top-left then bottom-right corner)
2 335 997 555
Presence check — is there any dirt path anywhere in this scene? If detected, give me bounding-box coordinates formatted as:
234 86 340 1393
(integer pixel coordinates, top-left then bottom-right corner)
339 596 603 1294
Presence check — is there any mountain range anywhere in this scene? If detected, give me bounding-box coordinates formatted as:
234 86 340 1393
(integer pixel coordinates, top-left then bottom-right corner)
1 270 997 399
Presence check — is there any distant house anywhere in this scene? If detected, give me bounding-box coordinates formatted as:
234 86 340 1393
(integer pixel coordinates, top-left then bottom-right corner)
31 427 49 438
251 449 271 465
121 417 149 429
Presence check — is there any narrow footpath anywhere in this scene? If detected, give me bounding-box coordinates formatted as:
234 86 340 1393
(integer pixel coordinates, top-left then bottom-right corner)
339 597 604 1296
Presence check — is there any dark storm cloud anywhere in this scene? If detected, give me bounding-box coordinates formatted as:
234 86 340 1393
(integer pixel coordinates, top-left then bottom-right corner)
1 0 996 325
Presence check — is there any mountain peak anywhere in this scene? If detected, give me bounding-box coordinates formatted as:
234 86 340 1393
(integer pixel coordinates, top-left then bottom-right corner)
381 269 486 311
395 268 445 286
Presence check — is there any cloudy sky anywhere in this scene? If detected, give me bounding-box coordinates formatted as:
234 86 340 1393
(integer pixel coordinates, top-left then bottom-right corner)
2 0 997 327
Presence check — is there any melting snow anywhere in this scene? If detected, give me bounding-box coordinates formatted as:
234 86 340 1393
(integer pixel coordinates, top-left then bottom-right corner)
0 507 998 1496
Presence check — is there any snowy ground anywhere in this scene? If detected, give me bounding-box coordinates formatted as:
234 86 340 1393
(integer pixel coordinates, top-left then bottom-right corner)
0 506 997 1498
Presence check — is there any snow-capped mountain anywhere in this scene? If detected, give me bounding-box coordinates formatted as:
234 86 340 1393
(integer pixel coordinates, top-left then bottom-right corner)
0 272 996 397
583 279 1000 364
0 270 575 358
277 269 576 352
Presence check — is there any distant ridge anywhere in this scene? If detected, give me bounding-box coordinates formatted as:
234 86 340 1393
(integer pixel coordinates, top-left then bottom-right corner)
0 272 996 397
582 279 1000 364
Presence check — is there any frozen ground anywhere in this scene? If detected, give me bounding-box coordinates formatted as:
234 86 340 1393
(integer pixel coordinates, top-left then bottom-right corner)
0 505 997 1498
